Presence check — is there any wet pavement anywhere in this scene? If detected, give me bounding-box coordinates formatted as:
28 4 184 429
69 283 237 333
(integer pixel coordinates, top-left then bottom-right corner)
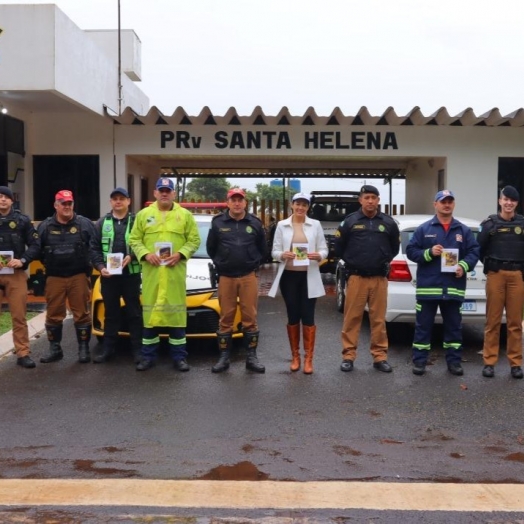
1 265 524 520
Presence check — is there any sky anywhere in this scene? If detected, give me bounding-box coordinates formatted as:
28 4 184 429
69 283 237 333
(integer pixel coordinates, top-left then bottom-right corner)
3 0 523 198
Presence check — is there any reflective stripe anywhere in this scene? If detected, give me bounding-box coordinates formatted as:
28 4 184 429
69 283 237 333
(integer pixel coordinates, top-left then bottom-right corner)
443 342 462 350
101 215 141 274
168 337 187 346
142 336 160 345
413 343 431 350
423 249 433 262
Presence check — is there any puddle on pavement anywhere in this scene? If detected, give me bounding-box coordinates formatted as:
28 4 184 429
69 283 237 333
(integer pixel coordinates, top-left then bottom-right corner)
198 460 269 480
73 459 138 477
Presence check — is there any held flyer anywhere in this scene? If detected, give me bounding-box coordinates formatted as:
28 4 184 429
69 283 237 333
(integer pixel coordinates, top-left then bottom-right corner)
292 243 309 266
155 242 172 265
0 251 14 274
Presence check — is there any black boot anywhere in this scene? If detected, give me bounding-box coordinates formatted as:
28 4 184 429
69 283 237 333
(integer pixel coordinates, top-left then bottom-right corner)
40 325 64 363
212 332 232 373
245 331 265 373
93 339 115 364
76 324 92 364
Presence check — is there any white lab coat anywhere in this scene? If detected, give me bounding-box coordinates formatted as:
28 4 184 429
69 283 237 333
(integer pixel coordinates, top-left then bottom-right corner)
268 215 328 298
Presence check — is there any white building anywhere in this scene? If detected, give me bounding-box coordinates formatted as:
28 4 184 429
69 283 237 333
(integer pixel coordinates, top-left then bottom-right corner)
0 3 523 220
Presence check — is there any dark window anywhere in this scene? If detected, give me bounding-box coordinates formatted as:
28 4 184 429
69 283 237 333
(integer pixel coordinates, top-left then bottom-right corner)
33 155 100 220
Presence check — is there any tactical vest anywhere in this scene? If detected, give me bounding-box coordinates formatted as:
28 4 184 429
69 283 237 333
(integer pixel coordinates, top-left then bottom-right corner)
485 213 524 262
101 214 140 274
0 210 25 259
41 216 89 276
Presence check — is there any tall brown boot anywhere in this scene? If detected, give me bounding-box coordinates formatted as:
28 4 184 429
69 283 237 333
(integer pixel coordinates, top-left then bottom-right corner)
302 324 316 374
286 324 301 372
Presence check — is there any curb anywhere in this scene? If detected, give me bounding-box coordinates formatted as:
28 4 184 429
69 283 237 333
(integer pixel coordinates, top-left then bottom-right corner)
0 311 47 359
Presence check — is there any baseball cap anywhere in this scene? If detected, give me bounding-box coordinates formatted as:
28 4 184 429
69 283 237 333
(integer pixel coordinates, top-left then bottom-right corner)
155 178 175 191
55 190 74 202
500 185 520 201
434 189 455 202
0 186 14 201
359 185 380 196
292 192 311 203
227 188 246 199
110 187 130 198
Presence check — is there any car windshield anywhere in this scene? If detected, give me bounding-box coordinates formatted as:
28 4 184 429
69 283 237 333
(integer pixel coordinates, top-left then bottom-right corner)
193 219 212 258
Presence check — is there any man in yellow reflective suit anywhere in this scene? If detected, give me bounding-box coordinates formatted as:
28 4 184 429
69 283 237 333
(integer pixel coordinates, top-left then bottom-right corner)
129 177 200 371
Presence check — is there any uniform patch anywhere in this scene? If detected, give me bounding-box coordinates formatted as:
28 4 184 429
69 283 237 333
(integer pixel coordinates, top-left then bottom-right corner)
146 216 155 225
219 227 232 232
70 227 77 234
378 224 385 232
246 226 253 234
352 224 365 230
9 222 16 229
335 230 341 237
456 234 463 242
515 226 522 235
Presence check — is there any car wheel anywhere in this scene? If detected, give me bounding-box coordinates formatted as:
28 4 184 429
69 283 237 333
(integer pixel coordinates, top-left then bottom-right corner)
336 273 345 312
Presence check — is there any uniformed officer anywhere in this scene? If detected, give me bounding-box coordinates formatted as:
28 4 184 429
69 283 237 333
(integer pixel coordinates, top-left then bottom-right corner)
406 190 480 376
206 188 267 374
38 190 96 364
478 185 524 379
334 185 400 373
0 186 40 368
90 187 142 364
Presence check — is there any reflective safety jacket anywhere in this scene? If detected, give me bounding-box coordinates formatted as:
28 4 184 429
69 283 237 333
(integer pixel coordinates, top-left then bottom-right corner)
406 215 480 302
129 202 200 328
90 213 141 275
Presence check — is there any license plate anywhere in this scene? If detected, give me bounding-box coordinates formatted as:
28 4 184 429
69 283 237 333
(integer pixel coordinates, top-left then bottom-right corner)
462 301 477 312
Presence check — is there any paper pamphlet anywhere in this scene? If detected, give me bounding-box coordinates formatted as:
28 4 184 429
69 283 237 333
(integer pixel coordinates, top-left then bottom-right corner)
155 242 172 265
107 252 124 275
0 251 14 274
292 243 309 266
441 248 459 272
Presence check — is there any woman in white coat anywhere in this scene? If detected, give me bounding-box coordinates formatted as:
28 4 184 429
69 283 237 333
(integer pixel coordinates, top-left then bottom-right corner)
268 193 328 374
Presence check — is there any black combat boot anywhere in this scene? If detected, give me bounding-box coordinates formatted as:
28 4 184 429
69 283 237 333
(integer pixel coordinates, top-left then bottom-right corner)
244 331 265 373
93 339 116 364
76 324 92 364
40 324 64 363
212 332 232 373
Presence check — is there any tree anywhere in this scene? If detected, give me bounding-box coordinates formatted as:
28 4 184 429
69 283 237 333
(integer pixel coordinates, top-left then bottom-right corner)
246 183 297 203
185 177 231 201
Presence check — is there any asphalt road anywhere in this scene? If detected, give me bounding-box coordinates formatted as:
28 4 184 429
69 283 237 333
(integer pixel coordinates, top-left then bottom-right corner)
1 292 524 521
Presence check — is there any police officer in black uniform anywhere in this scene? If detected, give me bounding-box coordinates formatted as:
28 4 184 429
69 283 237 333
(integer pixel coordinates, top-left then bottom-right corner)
0 186 40 368
90 187 142 363
478 185 524 379
38 190 96 364
334 185 400 373
206 188 267 373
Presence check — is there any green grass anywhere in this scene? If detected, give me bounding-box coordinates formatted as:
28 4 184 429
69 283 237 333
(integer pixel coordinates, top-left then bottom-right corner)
0 311 40 336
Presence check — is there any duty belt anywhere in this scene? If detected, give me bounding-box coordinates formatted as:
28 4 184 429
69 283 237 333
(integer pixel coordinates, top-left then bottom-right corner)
491 261 523 271
345 267 386 277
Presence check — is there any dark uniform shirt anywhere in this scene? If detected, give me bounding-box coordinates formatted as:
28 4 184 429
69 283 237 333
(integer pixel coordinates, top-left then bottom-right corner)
477 213 524 272
334 209 400 276
0 208 40 268
206 210 266 277
37 213 95 277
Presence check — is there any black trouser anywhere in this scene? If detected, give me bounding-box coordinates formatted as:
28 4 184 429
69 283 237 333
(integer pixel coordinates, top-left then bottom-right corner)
100 273 142 351
279 270 317 325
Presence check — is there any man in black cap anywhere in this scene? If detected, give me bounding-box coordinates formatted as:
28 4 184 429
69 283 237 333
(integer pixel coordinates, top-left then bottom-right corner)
90 187 143 364
478 185 524 379
0 186 40 368
334 185 400 373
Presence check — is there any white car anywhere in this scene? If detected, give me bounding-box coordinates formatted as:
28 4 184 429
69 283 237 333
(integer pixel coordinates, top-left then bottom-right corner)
335 214 490 324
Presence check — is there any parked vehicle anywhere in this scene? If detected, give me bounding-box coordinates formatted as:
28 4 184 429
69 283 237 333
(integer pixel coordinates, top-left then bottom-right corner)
335 214 490 324
308 191 361 273
91 214 243 341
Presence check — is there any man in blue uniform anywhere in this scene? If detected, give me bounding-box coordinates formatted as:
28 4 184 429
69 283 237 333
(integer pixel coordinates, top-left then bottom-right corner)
406 190 480 376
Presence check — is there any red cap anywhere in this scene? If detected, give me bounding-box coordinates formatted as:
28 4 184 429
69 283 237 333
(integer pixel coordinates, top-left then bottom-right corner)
55 190 74 202
227 188 246 199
